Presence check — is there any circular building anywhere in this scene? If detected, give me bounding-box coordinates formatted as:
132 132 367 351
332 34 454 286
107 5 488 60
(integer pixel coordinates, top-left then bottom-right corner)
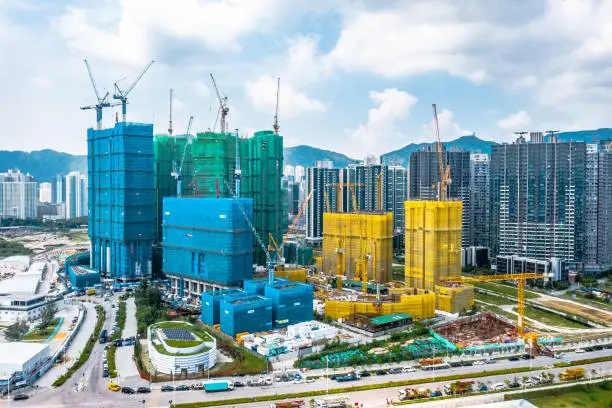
147 321 216 374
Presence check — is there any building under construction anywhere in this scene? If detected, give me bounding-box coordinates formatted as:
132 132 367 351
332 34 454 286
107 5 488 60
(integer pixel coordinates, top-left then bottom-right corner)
322 212 394 284
404 200 474 313
325 290 436 321
431 312 526 355
190 130 287 265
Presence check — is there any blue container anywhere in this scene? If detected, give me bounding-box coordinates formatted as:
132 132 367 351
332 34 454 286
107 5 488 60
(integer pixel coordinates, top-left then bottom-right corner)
200 289 244 326
88 122 154 280
219 295 273 337
264 282 314 328
162 198 254 286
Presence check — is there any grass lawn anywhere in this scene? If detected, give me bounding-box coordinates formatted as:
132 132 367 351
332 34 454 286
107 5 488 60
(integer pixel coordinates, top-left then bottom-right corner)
0 237 32 257
526 381 612 408
154 321 213 342
22 318 61 341
165 339 203 348
473 282 539 300
474 291 513 305
562 293 612 312
513 307 589 329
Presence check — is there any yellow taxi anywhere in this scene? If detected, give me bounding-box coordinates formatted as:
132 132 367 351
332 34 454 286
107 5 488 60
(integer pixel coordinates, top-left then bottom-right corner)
108 382 121 392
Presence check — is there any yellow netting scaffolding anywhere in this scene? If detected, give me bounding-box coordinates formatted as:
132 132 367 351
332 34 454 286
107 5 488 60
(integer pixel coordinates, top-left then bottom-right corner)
322 212 394 283
436 284 474 314
404 201 462 290
325 291 435 320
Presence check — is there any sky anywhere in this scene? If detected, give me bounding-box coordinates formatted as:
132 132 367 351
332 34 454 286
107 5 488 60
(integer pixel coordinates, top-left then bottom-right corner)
2 0 612 158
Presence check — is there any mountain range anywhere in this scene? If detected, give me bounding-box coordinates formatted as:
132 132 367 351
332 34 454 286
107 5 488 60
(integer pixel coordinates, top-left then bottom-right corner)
2 129 611 180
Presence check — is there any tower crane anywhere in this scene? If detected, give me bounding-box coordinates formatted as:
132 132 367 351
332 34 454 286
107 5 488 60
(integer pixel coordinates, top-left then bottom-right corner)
545 130 560 142
326 183 364 213
171 116 194 197
432 104 450 201
273 77 280 135
210 73 229 134
168 89 174 136
513 131 528 142
113 60 155 122
444 272 548 337
224 180 276 284
80 59 120 130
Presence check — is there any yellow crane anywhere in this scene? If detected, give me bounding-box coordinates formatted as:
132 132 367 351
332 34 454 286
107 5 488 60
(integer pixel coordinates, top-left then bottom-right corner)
326 183 364 213
432 103 451 201
376 172 383 211
444 272 548 336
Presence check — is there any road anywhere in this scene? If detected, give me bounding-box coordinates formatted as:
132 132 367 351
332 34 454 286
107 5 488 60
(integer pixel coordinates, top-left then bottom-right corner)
116 297 139 383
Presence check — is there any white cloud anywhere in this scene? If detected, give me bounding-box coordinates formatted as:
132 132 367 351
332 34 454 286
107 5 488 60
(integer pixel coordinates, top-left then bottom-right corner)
57 0 282 64
245 75 326 118
421 108 470 141
514 75 538 89
497 111 532 132
348 88 418 157
193 80 210 98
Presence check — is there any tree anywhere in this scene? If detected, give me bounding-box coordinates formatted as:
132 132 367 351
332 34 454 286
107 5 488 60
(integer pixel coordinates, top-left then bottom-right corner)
40 303 58 330
5 320 29 341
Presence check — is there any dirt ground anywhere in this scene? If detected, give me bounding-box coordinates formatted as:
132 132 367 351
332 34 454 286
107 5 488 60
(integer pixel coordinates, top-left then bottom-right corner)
540 300 612 325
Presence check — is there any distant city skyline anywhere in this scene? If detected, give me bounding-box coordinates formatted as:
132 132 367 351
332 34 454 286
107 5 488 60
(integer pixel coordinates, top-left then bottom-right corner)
2 1 612 157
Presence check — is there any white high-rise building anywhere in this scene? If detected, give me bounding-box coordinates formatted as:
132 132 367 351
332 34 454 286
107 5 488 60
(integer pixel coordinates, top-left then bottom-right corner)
39 182 52 203
0 170 37 219
65 172 88 219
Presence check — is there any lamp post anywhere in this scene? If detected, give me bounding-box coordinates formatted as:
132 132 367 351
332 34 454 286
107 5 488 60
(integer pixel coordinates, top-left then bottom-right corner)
325 356 329 394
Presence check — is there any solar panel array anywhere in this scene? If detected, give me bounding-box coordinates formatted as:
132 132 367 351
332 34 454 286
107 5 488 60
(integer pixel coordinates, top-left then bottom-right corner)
162 328 195 341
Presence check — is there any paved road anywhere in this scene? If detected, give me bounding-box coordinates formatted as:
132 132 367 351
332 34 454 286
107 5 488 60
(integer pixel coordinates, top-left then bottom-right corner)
116 297 139 382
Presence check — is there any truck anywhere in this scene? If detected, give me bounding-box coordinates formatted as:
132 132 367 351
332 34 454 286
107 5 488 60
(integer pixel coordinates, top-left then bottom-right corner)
398 388 429 400
444 381 474 395
86 288 96 296
335 372 358 382
419 358 444 366
204 381 234 392
270 400 304 408
315 396 350 408
559 367 585 381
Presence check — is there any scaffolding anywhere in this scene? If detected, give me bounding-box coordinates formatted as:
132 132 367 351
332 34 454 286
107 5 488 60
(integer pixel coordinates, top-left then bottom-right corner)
436 283 474 314
324 291 435 321
404 201 463 290
322 212 394 284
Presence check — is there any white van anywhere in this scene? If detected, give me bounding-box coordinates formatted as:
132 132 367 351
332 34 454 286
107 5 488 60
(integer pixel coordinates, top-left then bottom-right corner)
492 383 505 390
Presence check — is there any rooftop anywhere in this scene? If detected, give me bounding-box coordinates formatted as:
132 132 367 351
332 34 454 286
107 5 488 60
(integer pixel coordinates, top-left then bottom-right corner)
371 312 413 326
0 342 48 365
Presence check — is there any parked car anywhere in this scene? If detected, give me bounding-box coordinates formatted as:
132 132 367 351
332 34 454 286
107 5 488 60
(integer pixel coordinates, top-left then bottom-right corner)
102 369 109 378
305 378 315 383
190 383 204 390
136 387 151 394
521 354 534 359
575 348 585 353
461 361 473 366
594 345 603 350
233 381 245 387
13 394 29 401
473 360 485 366
175 385 190 391
161 385 174 392
388 367 402 374
508 356 520 361
485 359 496 364
113 339 123 347
585 347 594 352
121 386 135 394
376 370 387 376
430 390 442 397
508 382 521 388
359 371 371 377
492 383 505 390
450 362 462 367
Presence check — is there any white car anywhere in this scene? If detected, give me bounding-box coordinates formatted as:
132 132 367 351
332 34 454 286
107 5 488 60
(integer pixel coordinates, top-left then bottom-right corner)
305 378 315 383
293 378 304 384
473 360 485 365
575 349 585 353
492 383 505 390
402 367 417 373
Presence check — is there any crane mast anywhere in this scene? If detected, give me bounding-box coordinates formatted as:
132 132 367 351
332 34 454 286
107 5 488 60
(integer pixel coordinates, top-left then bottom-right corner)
173 116 194 197
210 73 229 134
273 77 280 135
432 104 450 201
81 59 120 130
113 60 154 122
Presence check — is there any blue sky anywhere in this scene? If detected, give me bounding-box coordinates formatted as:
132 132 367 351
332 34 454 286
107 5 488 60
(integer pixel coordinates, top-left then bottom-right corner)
1 1 612 158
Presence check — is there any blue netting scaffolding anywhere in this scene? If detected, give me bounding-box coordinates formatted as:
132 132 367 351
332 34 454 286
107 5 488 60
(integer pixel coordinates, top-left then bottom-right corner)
162 197 254 286
219 295 273 337
88 122 154 280
264 282 314 328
